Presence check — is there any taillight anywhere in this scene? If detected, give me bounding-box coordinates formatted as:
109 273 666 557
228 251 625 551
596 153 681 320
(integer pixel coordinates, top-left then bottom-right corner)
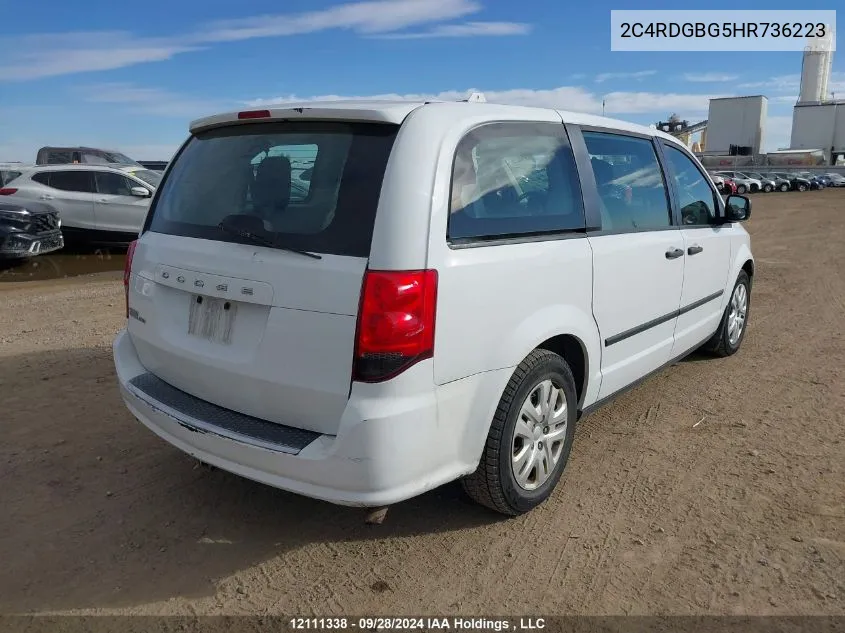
124 240 138 318
0 188 17 195
353 269 438 383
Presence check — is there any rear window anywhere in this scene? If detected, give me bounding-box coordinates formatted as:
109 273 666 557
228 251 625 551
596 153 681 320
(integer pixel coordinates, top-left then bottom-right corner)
146 121 399 258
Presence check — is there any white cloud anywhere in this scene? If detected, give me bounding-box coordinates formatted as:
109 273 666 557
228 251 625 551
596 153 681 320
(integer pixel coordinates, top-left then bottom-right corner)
594 70 657 84
683 72 739 82
0 0 526 80
374 21 530 39
83 83 226 118
739 72 845 96
0 32 198 81
738 74 800 91
197 0 480 41
246 85 727 116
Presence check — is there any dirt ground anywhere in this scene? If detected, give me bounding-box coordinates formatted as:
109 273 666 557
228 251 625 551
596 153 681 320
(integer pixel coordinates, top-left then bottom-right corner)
1 191 843 617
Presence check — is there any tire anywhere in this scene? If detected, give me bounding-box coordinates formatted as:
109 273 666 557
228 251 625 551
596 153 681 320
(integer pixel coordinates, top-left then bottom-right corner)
462 349 578 516
763 184 773 193
701 271 751 358
779 183 789 192
798 183 808 192
736 184 747 194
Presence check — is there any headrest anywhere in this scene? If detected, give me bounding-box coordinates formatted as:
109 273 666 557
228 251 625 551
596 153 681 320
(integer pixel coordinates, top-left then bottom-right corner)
591 157 613 187
253 155 291 211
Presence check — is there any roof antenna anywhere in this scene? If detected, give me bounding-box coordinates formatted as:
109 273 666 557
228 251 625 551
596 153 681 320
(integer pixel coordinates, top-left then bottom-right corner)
463 92 486 103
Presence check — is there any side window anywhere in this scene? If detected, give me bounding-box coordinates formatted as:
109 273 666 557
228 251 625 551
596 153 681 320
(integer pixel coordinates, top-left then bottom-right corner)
0 170 21 186
663 145 720 226
82 152 110 165
582 131 672 231
95 171 134 195
48 171 95 193
46 151 74 165
32 172 52 186
447 122 585 241
250 143 317 204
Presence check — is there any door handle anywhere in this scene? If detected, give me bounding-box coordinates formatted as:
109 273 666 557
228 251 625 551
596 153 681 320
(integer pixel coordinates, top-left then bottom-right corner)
688 245 704 255
97 198 110 203
665 247 684 260
39 195 54 200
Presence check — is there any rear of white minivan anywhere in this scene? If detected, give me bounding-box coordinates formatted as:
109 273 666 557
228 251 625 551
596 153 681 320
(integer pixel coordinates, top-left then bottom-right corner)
113 109 459 506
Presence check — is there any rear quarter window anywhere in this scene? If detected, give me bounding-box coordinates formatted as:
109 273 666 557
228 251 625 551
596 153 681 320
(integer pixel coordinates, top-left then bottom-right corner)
146 121 399 258
447 121 586 242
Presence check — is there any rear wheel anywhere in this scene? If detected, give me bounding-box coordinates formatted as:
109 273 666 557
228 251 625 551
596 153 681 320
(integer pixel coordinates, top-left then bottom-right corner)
763 184 773 193
701 271 751 357
798 183 808 192
462 349 577 516
736 184 747 194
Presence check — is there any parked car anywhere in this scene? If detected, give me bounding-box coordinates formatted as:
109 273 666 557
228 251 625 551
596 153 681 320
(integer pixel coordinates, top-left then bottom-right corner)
822 173 845 187
742 172 777 193
794 172 826 190
771 172 812 192
0 200 64 260
759 173 792 192
721 178 738 194
114 100 754 517
710 173 737 195
713 171 761 194
0 164 156 244
35 146 142 168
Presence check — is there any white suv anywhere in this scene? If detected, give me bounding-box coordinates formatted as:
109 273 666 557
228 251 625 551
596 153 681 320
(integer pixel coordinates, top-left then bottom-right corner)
113 99 754 516
2 164 161 243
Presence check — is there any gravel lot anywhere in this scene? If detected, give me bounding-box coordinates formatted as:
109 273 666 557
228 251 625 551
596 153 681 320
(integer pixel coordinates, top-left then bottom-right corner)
1 190 843 616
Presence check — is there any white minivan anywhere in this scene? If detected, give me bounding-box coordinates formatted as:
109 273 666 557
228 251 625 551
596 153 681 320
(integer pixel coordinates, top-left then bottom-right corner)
114 98 754 516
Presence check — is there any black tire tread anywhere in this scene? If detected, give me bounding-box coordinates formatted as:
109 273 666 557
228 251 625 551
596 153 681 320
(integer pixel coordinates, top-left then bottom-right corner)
701 270 750 357
461 349 574 516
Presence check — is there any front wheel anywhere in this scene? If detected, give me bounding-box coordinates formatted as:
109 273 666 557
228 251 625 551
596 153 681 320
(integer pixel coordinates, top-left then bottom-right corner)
763 184 773 193
779 183 789 192
462 349 578 516
701 271 751 357
736 184 748 194
798 183 808 192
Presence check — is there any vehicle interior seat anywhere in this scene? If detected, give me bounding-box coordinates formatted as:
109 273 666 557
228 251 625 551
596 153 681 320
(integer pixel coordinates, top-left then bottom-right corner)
252 156 292 220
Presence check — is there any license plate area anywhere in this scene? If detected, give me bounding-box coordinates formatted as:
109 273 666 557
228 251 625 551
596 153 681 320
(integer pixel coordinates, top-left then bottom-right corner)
187 294 237 344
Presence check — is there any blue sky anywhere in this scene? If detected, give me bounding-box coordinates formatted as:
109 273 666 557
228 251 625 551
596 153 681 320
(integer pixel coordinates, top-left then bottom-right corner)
1 0 842 161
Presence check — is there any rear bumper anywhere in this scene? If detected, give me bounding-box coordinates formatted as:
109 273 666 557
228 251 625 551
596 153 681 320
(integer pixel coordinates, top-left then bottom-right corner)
113 329 489 507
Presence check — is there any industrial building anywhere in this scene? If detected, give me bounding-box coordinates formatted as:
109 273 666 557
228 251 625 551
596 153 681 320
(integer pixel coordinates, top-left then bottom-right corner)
788 28 844 164
661 25 842 167
705 96 767 157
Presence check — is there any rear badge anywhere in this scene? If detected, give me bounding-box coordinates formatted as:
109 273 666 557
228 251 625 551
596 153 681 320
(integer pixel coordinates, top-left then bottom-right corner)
241 287 254 296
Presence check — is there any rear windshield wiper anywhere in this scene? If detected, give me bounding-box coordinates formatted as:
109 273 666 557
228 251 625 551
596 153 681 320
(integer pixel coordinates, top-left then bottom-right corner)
217 221 322 260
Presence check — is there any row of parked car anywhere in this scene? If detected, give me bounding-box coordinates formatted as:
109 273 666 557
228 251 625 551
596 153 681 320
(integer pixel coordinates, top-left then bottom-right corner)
709 170 845 195
0 159 161 260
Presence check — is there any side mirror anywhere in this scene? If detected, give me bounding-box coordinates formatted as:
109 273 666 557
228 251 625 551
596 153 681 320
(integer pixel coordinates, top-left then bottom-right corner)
130 186 151 198
724 194 751 222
